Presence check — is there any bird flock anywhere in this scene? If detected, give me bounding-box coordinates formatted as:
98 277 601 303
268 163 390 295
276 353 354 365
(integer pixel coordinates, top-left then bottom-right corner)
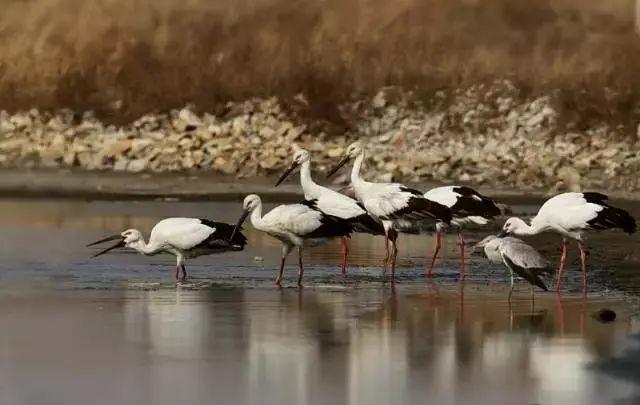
88 142 637 297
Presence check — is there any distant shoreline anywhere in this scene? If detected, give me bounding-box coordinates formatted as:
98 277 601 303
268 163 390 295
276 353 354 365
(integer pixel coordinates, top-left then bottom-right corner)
1 168 639 203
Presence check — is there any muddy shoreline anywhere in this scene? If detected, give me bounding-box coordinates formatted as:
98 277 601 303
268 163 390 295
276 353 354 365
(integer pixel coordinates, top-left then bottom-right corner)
2 168 640 203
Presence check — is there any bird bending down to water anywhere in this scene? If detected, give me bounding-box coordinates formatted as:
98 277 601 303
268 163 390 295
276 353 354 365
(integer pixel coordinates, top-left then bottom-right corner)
475 235 552 300
232 194 353 286
88 218 247 282
500 192 636 292
326 142 452 279
423 185 500 280
274 145 385 275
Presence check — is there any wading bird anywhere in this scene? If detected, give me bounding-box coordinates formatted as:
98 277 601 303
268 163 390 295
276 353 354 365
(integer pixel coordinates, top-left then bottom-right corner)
326 142 452 279
274 145 385 275
500 192 636 292
231 194 353 286
423 186 501 280
88 218 247 282
475 235 552 300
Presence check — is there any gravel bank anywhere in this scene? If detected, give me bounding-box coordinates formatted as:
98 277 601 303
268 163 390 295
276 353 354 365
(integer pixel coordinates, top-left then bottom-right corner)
1 80 638 193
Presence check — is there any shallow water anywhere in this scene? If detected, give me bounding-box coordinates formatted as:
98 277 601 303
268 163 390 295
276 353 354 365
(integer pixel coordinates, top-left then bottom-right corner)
0 198 639 405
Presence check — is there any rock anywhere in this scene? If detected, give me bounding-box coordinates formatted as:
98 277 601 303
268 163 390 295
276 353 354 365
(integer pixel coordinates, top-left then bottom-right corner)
594 308 616 323
213 157 236 174
0 119 15 134
131 139 153 154
127 159 148 173
372 90 387 109
178 107 202 128
105 140 132 158
0 138 27 151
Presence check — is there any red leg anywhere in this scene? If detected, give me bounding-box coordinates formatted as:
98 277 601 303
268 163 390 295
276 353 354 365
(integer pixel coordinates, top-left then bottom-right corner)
391 235 398 280
275 256 286 286
297 248 304 287
175 266 180 281
340 236 349 276
555 239 568 293
383 232 390 276
458 233 466 281
578 242 588 294
426 232 443 278
180 264 187 282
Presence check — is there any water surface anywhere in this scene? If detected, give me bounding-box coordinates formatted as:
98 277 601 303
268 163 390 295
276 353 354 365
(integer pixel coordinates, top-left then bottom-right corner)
0 198 639 405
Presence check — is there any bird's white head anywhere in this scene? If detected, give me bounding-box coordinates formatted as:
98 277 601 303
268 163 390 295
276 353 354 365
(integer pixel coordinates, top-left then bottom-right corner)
326 141 364 178
292 147 310 165
88 228 144 258
274 146 311 187
500 217 530 236
345 141 363 159
232 194 262 241
242 194 262 212
121 229 143 246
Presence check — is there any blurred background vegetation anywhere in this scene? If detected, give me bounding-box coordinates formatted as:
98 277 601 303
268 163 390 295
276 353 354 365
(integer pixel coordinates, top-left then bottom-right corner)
1 0 639 125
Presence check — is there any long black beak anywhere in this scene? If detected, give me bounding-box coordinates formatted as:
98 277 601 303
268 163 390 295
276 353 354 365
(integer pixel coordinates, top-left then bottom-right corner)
326 156 351 179
497 230 507 238
90 239 125 258
87 234 122 247
231 209 250 241
274 162 299 187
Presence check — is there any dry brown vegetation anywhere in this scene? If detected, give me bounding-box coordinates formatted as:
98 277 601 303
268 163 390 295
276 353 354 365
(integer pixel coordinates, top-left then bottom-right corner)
1 0 639 126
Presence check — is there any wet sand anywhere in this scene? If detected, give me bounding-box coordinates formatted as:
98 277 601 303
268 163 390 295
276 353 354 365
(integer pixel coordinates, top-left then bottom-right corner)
0 198 639 404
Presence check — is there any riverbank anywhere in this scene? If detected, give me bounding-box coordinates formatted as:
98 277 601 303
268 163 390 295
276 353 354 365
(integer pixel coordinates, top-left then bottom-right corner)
3 168 640 203
1 83 639 196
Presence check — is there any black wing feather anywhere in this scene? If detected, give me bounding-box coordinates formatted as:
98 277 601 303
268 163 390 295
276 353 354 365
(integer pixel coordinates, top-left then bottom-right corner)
450 186 501 219
306 213 353 239
399 186 425 196
385 196 453 224
582 192 609 204
348 213 386 235
199 219 247 249
582 194 637 234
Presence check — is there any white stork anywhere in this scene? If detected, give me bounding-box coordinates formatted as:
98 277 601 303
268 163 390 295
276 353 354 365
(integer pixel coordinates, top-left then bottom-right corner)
475 235 552 300
500 192 636 292
231 194 353 286
326 142 452 279
423 185 501 280
88 218 247 282
274 145 385 275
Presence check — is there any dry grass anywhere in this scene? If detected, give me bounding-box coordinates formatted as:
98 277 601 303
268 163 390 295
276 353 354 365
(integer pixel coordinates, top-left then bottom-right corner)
1 0 639 126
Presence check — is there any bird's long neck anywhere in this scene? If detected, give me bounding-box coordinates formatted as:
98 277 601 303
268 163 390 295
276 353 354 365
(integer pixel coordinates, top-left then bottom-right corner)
249 202 265 231
351 152 366 189
514 218 546 236
128 237 160 255
299 160 319 199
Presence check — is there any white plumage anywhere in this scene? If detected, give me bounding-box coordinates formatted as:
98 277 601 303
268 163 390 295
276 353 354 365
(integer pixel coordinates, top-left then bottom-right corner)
88 217 247 281
423 185 501 279
274 146 385 275
327 142 452 279
501 191 636 292
232 194 353 286
150 218 217 250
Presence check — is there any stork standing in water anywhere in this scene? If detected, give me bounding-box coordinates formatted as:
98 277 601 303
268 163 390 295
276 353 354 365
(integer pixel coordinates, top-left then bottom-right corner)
274 145 385 276
423 186 501 280
88 218 247 282
475 235 552 300
326 142 452 279
500 192 636 292
231 194 353 286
